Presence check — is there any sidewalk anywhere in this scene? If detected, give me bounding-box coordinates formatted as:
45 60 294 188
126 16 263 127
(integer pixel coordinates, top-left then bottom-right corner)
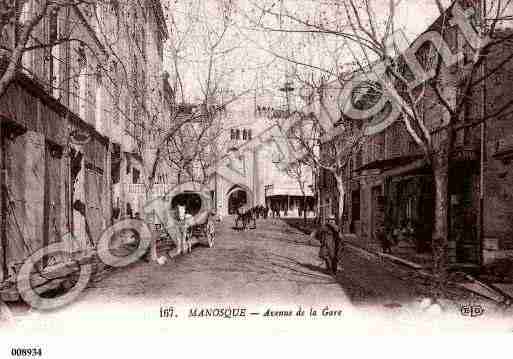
344 237 513 306
283 218 513 307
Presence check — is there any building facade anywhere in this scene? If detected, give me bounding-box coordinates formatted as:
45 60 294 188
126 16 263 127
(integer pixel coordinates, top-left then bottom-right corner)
0 0 169 279
211 106 263 217
320 0 513 269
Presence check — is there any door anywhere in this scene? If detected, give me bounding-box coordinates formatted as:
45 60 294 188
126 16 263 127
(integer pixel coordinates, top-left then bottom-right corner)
228 190 247 214
417 176 434 253
85 167 105 245
351 189 360 233
43 142 64 266
371 185 384 238
450 165 479 264
4 132 45 276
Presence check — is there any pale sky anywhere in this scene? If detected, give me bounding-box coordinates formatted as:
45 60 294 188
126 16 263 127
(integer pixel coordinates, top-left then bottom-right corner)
161 0 456 109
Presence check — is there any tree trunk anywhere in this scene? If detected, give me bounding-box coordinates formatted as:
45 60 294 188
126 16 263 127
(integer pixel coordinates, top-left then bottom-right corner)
145 184 160 262
431 147 450 300
334 173 345 230
303 194 307 225
316 185 322 225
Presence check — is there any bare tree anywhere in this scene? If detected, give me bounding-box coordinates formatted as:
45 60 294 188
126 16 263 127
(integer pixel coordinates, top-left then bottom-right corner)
243 0 513 297
281 159 311 224
268 87 364 228
163 0 259 187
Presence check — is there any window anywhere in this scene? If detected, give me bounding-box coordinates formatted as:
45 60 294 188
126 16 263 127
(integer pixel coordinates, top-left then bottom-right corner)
124 96 130 127
95 79 102 131
49 9 59 97
396 180 415 224
132 54 138 84
230 129 236 140
133 168 140 184
82 4 94 18
112 64 120 124
463 42 473 65
77 47 87 119
157 33 163 60
19 1 33 74
406 197 414 220
140 26 146 60
355 149 362 169
110 0 120 13
236 129 240 140
351 189 360 221
242 128 252 140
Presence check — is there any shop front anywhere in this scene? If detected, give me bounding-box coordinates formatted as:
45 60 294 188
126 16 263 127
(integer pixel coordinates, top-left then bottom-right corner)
384 172 434 255
0 76 68 278
357 153 481 267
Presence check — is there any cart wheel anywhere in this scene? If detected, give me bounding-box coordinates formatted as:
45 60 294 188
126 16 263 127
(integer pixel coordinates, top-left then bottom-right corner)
206 219 215 248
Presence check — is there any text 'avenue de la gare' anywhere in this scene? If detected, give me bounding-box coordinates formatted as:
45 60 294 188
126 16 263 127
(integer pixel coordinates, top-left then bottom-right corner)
160 306 344 319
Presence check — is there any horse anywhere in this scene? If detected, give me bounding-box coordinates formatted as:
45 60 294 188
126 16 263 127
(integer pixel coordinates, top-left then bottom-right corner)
176 205 194 254
234 205 254 230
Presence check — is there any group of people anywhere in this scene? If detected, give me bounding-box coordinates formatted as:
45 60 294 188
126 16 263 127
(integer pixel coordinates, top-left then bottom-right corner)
233 204 313 230
252 205 269 219
234 204 283 230
233 204 315 225
257 205 283 219
267 205 311 218
234 205 257 230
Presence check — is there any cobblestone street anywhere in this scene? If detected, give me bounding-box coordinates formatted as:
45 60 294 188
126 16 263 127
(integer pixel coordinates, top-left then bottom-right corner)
81 218 352 306
77 217 435 307
5 217 513 335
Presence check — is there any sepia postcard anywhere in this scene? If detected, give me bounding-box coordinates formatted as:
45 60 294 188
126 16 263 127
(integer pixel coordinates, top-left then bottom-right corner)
1 0 513 357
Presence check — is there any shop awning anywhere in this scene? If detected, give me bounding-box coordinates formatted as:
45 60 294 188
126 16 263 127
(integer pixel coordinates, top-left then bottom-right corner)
265 187 314 197
354 154 425 173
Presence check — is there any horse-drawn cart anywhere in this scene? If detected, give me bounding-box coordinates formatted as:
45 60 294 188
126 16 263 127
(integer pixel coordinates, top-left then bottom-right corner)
148 184 216 259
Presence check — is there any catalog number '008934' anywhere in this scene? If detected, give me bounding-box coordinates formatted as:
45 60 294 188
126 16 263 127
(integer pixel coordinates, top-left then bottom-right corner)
11 348 42 357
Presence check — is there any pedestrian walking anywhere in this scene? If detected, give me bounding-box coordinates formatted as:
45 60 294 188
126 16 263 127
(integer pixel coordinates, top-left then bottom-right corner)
311 223 344 274
375 225 393 254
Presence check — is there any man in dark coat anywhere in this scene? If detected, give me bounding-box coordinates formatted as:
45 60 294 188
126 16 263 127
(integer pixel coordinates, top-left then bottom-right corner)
311 223 344 274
